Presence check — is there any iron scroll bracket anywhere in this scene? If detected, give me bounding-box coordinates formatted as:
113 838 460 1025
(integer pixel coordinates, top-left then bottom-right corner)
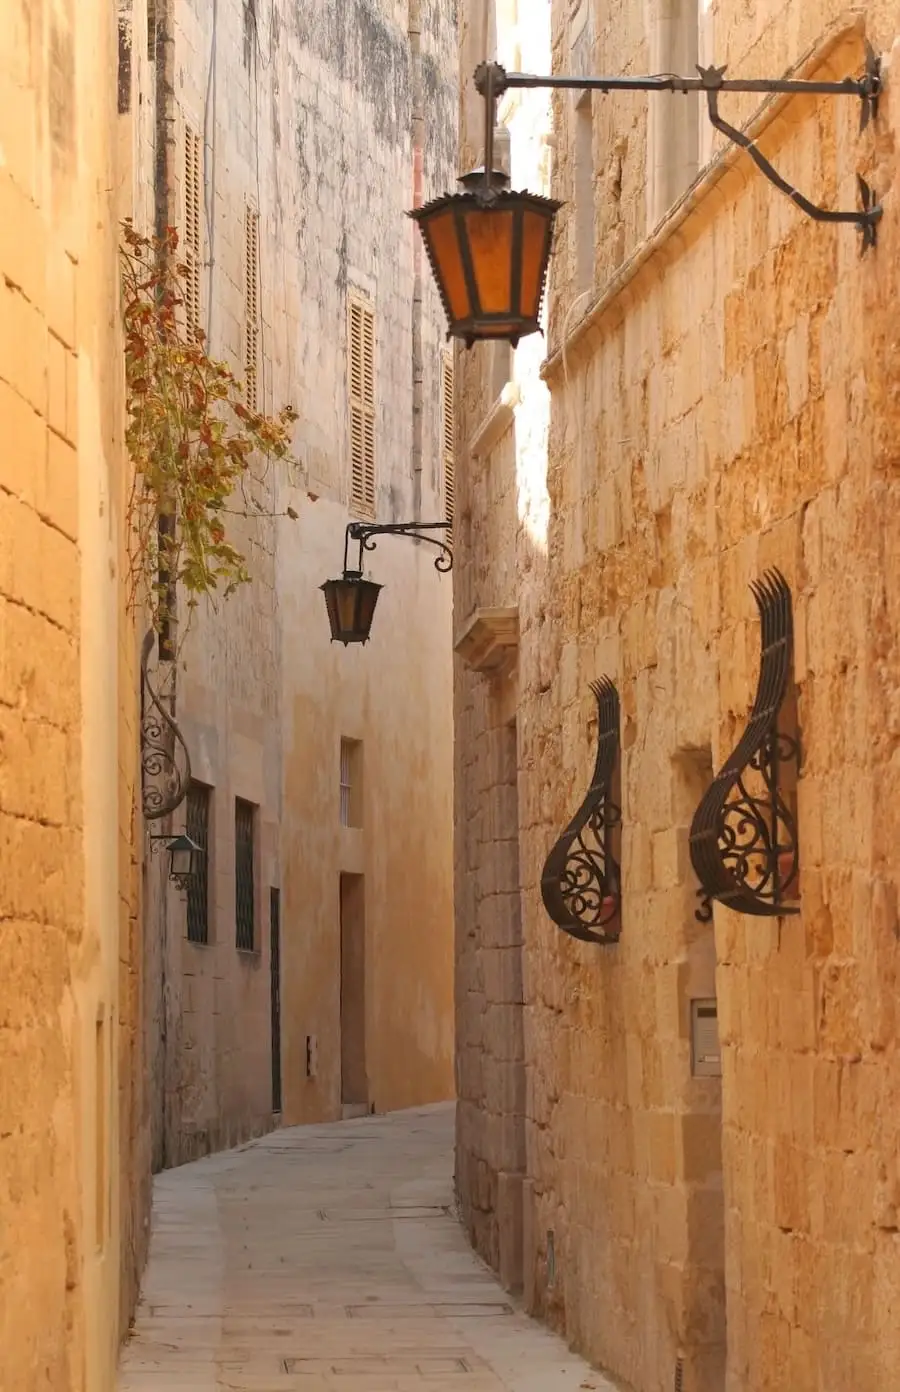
698 61 881 252
474 44 882 248
540 677 622 945
689 571 800 921
342 520 453 576
140 629 192 820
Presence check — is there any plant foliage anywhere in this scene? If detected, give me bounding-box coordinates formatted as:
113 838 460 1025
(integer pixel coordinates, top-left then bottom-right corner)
120 221 297 637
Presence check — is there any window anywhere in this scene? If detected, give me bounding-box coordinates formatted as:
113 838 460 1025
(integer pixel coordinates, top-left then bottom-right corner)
574 92 594 293
647 0 699 226
348 292 376 517
183 124 202 338
235 798 256 951
185 782 211 944
440 351 455 533
244 206 260 411
243 0 256 69
340 739 362 828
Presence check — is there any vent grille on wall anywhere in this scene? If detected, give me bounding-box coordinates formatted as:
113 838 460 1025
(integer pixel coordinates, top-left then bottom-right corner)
348 293 376 517
183 124 202 338
244 205 260 411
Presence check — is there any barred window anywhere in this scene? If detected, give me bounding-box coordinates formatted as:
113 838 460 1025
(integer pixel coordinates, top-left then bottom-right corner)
235 798 256 951
348 292 375 517
183 123 202 338
185 782 211 944
340 740 352 827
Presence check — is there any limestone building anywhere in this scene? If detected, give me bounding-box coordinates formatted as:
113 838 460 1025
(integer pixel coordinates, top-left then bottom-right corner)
452 2 900 1390
1 0 149 1386
138 0 458 1166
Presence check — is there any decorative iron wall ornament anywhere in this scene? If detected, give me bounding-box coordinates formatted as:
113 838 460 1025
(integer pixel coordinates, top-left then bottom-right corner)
140 629 192 820
541 677 622 945
689 570 800 920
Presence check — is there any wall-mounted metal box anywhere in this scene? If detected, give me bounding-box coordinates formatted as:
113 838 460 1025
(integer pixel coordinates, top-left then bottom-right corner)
691 999 721 1077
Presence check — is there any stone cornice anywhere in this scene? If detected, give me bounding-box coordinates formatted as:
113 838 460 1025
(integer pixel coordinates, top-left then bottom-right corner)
454 606 520 675
467 381 522 458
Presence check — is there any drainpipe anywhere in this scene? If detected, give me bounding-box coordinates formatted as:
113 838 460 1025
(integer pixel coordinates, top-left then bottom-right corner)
409 0 424 515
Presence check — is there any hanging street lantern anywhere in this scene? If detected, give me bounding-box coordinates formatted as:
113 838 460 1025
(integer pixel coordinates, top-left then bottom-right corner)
412 56 881 347
148 832 204 891
410 173 560 349
321 572 384 645
409 62 559 349
322 520 453 646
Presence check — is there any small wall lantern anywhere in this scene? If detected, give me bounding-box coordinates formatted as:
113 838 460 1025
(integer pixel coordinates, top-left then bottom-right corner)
149 833 204 891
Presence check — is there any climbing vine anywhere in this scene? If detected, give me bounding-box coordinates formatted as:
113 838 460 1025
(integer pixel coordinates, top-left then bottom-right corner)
120 220 298 637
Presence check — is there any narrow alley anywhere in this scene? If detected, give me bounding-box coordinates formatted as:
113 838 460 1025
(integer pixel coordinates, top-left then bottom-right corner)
118 1106 612 1392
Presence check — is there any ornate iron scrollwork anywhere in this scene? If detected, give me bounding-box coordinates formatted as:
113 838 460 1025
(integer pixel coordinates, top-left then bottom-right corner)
140 630 191 820
541 677 622 945
689 569 800 920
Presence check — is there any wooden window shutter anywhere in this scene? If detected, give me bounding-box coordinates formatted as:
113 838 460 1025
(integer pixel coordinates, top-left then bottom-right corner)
183 125 202 339
348 293 376 517
244 206 260 410
440 351 455 533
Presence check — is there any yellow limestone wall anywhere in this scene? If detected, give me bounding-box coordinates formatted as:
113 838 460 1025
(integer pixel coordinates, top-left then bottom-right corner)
0 0 144 1386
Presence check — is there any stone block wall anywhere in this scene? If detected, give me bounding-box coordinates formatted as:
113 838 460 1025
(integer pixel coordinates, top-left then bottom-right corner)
1 0 146 1385
454 2 900 1390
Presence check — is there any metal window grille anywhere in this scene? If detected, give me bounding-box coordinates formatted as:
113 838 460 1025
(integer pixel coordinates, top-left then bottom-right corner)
270 886 282 1113
348 293 376 517
243 0 256 68
185 782 210 944
440 351 455 535
235 798 256 951
340 740 352 827
244 206 259 410
183 124 202 339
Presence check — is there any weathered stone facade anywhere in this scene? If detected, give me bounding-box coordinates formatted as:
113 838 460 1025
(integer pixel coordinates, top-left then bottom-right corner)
454 3 900 1390
0 0 149 1385
138 0 458 1163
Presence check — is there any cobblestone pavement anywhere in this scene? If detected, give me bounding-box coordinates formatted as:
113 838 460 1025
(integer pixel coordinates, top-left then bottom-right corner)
118 1103 617 1392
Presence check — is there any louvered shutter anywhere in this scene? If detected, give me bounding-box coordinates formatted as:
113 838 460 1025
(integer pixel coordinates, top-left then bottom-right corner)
348 294 376 517
440 351 455 534
183 125 202 338
244 207 260 410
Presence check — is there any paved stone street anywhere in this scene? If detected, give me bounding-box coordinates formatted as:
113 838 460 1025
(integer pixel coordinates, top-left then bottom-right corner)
119 1104 614 1392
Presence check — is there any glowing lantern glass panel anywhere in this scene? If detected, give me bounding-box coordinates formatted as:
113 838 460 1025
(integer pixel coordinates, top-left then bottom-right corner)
321 575 383 645
410 189 560 347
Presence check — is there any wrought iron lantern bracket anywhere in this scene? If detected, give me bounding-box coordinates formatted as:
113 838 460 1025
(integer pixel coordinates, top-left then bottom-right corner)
541 677 622 945
689 570 800 920
343 520 454 577
140 630 192 820
473 44 882 248
322 520 453 645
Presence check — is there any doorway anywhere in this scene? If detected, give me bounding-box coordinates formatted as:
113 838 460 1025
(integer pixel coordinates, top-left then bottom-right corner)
340 873 368 1111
